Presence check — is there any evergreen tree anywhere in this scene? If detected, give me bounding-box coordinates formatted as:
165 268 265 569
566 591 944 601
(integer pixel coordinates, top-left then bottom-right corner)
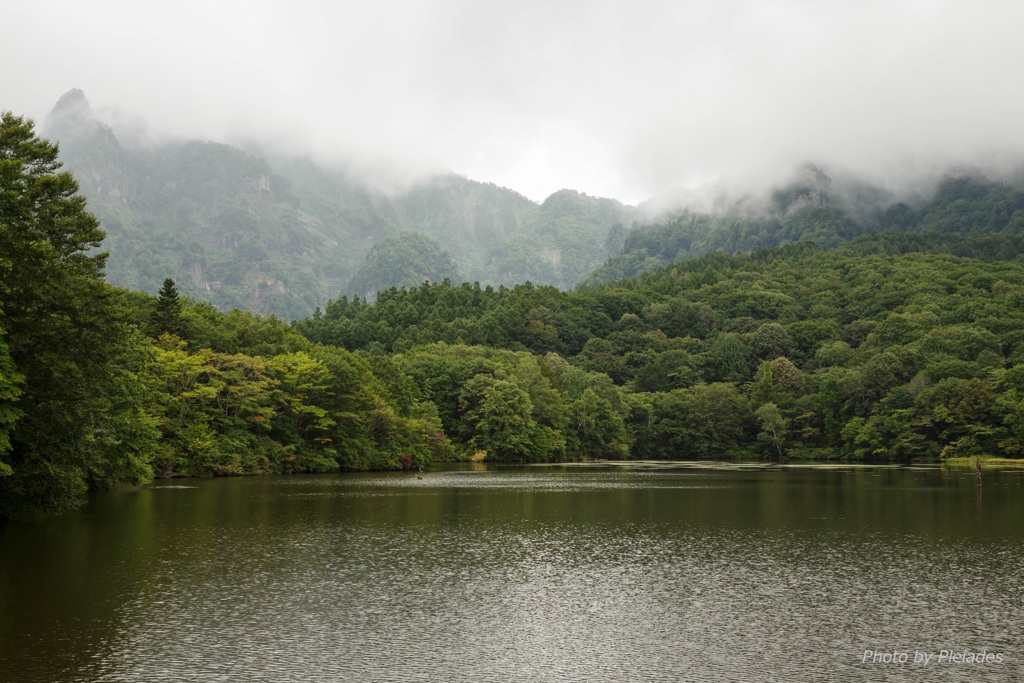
150 277 187 338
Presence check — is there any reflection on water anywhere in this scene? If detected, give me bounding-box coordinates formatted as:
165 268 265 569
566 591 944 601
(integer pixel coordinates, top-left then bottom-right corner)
1 464 1022 682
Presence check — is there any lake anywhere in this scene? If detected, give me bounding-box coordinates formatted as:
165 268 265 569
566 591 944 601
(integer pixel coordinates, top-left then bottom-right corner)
1 462 1022 682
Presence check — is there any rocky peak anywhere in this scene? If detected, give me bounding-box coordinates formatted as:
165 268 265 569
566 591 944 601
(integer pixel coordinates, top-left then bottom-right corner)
43 89 101 141
43 88 117 147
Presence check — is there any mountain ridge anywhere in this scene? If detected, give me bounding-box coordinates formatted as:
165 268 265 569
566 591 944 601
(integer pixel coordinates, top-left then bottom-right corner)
43 90 636 318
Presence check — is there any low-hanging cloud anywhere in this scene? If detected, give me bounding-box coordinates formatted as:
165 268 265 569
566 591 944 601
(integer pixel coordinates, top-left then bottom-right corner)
4 0 1024 204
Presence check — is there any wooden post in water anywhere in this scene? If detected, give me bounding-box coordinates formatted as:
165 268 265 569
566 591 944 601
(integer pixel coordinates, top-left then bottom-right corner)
975 456 983 487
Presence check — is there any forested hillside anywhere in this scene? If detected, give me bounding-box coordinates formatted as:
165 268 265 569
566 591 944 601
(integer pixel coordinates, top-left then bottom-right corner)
297 235 1024 462
587 165 1024 284
44 90 634 317
346 232 463 297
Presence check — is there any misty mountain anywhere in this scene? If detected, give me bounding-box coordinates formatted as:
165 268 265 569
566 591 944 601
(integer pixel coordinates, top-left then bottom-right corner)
285 169 634 292
586 164 1024 285
43 90 636 318
45 90 357 319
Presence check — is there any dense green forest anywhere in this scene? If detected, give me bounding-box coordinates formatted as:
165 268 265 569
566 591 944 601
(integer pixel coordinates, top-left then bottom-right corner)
4 111 1024 519
295 235 1024 463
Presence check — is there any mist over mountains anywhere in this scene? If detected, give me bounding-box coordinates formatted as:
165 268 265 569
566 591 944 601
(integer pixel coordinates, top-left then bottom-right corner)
42 89 1024 319
44 90 634 318
593 163 1024 285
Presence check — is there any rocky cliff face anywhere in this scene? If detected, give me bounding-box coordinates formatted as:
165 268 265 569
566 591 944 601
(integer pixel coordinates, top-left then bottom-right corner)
45 92 355 318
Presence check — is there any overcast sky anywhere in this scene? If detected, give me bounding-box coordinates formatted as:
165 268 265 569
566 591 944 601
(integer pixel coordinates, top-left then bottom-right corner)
4 0 1024 204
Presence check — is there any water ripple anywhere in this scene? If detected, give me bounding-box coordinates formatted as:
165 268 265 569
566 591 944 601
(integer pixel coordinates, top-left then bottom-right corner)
2 467 1021 682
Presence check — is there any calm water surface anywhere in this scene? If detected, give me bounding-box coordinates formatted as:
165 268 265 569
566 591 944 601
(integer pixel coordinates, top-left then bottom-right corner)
1 462 1022 682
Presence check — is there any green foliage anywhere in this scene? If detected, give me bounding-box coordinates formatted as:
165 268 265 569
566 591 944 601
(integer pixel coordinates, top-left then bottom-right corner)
137 316 450 479
185 304 313 356
755 402 789 458
0 336 24 476
149 277 188 338
0 112 159 516
391 343 628 461
290 234 1024 464
629 383 752 459
459 375 558 461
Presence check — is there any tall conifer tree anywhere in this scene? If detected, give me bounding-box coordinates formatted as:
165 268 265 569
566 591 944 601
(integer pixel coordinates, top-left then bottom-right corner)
150 277 188 339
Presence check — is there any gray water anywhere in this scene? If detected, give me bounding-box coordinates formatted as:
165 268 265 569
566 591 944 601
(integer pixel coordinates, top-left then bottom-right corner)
1 462 1022 682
